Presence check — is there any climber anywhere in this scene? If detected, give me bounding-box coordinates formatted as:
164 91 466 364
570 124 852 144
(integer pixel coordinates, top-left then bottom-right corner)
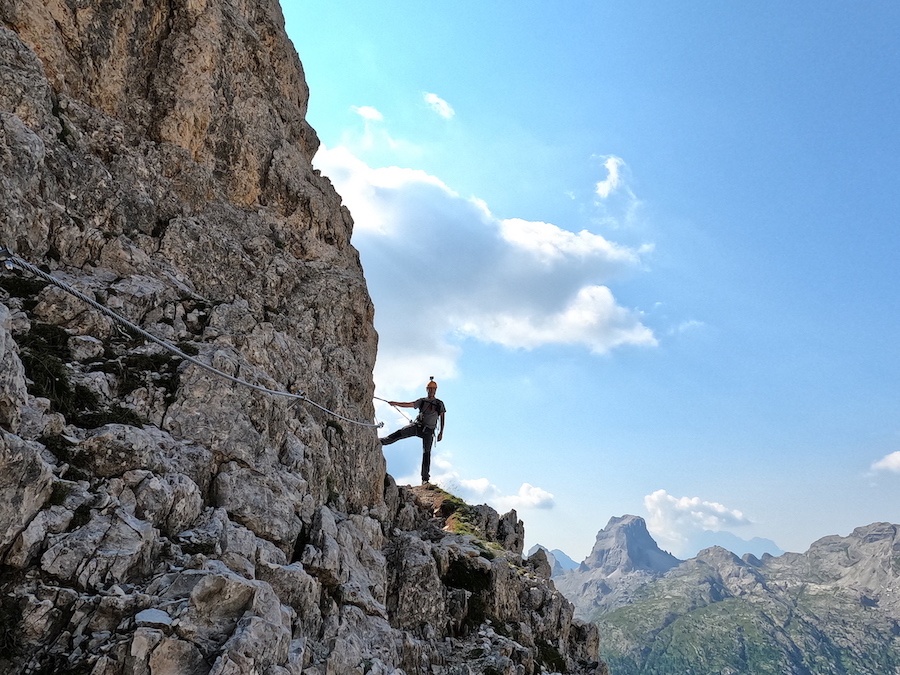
379 377 446 484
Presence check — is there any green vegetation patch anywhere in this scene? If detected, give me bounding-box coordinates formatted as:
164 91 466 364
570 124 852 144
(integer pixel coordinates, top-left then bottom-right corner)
92 350 182 403
47 479 74 507
0 584 22 661
536 640 567 673
598 593 900 675
38 435 88 481
422 486 483 538
18 323 145 429
71 406 144 428
179 538 218 557
19 322 71 359
414 485 508 561
0 275 48 309
176 341 200 356
70 501 93 530
18 324 84 417
30 654 94 675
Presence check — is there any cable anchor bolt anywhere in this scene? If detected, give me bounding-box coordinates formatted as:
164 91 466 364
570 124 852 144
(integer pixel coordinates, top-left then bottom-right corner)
0 245 18 271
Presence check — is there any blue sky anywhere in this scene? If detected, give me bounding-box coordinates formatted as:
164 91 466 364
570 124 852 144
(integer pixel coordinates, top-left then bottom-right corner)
283 2 900 560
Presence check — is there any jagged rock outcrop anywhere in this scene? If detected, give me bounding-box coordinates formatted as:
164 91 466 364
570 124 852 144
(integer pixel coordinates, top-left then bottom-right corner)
0 1 605 673
554 515 681 620
557 517 900 675
527 546 578 579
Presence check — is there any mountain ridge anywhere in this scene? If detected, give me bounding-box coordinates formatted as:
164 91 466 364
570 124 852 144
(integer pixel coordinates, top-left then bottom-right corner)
553 516 900 674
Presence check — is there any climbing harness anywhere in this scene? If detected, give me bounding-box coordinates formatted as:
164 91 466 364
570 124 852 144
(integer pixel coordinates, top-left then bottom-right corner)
0 246 382 429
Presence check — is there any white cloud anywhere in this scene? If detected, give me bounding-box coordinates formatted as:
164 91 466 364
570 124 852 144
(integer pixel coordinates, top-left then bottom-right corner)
383 447 554 511
494 483 555 511
595 156 624 199
344 105 427 158
499 218 640 266
872 451 900 473
313 143 656 393
456 285 656 354
424 92 455 119
589 155 643 230
644 489 751 554
311 145 452 237
351 105 384 122
460 477 493 494
669 319 707 335
437 461 553 511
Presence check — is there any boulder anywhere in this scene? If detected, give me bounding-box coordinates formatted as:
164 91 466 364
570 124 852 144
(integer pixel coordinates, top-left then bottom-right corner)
0 431 54 557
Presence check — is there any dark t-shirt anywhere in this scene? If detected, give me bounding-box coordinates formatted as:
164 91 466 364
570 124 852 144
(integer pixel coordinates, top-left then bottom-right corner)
415 397 446 429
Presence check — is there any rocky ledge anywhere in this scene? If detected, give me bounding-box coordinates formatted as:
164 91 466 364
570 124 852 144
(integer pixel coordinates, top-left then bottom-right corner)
0 398 602 675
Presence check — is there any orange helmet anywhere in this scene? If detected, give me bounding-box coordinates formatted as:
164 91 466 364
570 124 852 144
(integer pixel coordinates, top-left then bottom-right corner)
426 376 438 390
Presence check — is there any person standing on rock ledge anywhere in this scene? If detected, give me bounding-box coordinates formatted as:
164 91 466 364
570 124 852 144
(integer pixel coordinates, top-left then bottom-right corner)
380 377 446 484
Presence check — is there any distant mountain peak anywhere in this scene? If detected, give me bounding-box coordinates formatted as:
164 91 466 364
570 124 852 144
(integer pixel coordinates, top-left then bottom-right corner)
582 515 681 575
694 545 742 564
685 529 783 559
584 520 900 673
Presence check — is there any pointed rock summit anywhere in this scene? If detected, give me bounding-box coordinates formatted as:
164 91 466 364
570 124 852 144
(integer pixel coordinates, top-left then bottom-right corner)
554 515 682 620
581 515 681 576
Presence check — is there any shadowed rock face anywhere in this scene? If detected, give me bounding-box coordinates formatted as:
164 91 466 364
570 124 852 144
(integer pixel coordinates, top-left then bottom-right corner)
0 2 606 673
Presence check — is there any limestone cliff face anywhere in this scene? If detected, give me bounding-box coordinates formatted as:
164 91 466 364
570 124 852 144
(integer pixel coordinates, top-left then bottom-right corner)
0 1 604 673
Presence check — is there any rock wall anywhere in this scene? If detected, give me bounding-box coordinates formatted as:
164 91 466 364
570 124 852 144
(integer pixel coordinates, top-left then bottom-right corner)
0 1 604 673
